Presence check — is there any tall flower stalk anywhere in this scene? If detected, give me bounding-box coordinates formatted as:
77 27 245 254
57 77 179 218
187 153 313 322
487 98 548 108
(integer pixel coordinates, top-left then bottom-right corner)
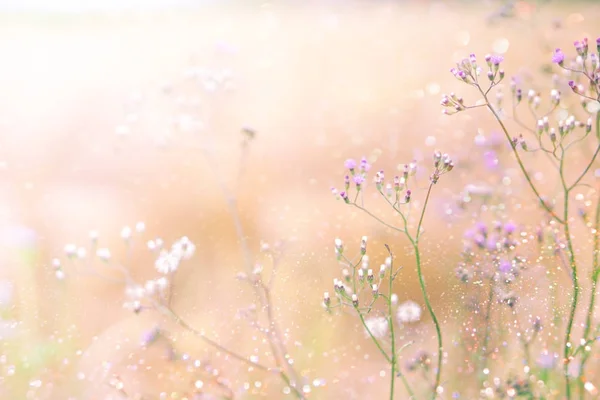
326 153 453 398
442 39 600 398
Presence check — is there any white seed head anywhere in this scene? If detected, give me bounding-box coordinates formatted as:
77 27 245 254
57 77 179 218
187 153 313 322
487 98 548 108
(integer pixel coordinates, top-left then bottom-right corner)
397 300 422 323
135 222 146 233
121 226 132 240
96 248 111 262
64 244 77 258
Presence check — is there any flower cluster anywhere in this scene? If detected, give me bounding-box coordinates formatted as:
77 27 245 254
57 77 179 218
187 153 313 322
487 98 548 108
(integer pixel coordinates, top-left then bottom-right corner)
457 220 525 307
442 53 505 115
552 37 600 103
154 236 196 274
325 236 391 311
52 225 197 313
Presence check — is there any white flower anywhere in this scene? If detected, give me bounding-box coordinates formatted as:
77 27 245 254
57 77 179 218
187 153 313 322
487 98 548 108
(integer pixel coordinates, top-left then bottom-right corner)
96 248 111 262
154 250 180 274
135 222 146 233
51 258 61 269
121 226 132 240
364 317 389 339
76 247 87 259
64 244 77 258
397 301 422 323
171 236 196 260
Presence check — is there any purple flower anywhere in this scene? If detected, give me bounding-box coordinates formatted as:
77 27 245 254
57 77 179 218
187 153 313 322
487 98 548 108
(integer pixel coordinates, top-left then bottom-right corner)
597 37 600 52
490 54 504 65
353 175 365 185
499 259 512 273
476 221 488 236
344 158 357 170
504 221 516 234
339 191 349 203
483 151 498 170
359 157 371 172
552 48 565 65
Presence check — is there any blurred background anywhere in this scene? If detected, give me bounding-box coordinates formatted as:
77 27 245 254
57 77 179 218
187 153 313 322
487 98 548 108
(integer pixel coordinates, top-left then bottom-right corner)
1 0 599 398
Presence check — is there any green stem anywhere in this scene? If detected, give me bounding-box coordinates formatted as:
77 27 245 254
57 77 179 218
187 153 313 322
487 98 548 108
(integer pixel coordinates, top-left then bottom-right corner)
357 311 392 363
414 182 443 399
559 150 577 400
578 152 600 395
477 87 565 224
388 249 397 399
479 279 495 386
563 194 578 400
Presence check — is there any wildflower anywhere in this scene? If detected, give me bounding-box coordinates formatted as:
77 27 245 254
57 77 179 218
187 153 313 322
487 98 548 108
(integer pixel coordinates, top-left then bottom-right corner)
155 249 180 274
334 238 344 257
76 247 86 259
171 236 196 260
498 259 512 273
489 54 504 66
121 226 132 241
135 222 146 233
359 157 371 173
361 255 369 269
64 244 77 258
344 158 357 171
353 174 365 190
360 236 368 255
96 248 111 262
339 191 349 204
574 38 588 58
364 316 388 338
351 294 359 307
552 48 565 65
89 230 98 243
397 301 422 323
379 264 387 278
504 221 516 235
323 292 331 307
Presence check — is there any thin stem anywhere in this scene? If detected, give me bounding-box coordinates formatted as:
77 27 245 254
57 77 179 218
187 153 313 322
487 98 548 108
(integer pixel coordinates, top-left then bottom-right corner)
350 203 406 234
477 86 565 224
386 245 397 400
357 311 392 363
414 244 443 399
479 278 495 386
559 147 578 399
413 182 443 398
569 113 600 190
203 149 304 398
578 180 600 394
157 304 270 371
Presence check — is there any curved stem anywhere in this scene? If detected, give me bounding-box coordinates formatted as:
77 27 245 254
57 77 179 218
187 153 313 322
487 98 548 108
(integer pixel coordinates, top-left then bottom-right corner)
477 87 565 224
562 194 578 399
578 178 600 394
479 279 495 386
386 245 397 400
570 113 600 190
414 182 443 398
357 311 392 363
414 245 443 399
558 147 578 399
